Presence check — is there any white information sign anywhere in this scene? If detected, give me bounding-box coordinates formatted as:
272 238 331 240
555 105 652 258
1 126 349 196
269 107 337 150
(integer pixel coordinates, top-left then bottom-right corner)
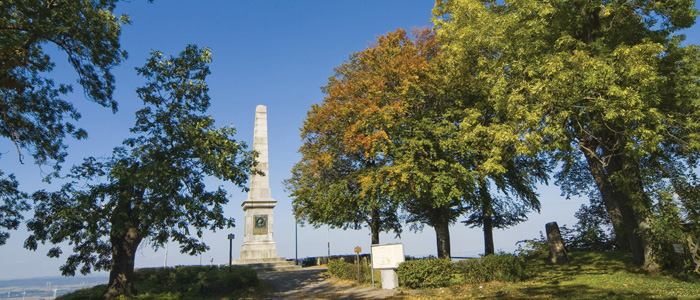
371 243 405 270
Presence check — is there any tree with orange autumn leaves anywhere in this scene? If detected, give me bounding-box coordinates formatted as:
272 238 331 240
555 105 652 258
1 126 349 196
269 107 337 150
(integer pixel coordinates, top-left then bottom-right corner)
284 29 434 245
285 28 470 258
286 27 548 258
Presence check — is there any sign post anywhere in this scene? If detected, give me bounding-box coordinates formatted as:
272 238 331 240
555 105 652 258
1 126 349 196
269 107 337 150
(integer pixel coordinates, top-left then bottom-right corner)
228 234 235 271
371 244 405 290
354 246 362 282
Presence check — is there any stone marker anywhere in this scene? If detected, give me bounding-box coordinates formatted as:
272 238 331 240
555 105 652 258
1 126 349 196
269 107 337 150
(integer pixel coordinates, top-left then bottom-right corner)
545 222 569 264
371 244 405 290
380 270 399 289
239 105 278 260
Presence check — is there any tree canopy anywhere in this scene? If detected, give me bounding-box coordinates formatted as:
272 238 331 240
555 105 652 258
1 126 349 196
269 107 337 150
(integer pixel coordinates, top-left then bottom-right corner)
0 0 129 245
25 45 256 299
285 29 435 244
291 0 700 266
434 0 700 269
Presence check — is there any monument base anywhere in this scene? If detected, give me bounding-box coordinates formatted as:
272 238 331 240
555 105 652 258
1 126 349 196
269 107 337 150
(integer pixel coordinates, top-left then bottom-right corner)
232 257 301 272
239 241 278 260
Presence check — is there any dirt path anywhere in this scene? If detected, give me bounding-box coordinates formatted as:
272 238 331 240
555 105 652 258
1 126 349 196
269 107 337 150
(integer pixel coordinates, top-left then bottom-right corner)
257 266 397 300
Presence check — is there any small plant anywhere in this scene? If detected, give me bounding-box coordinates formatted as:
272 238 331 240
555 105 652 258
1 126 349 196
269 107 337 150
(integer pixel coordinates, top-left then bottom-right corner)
454 254 526 284
397 258 453 289
516 231 549 259
327 259 373 283
327 260 355 280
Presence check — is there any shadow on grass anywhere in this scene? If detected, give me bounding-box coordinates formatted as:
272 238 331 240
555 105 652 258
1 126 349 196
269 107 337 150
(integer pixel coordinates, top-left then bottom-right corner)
523 250 645 285
462 251 681 300
480 283 664 300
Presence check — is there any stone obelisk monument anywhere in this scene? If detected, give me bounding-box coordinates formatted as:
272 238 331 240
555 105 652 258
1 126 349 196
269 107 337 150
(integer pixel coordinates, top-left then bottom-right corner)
239 105 278 260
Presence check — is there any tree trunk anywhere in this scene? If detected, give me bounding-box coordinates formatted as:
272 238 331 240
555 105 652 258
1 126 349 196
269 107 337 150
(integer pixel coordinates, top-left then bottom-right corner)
615 154 659 271
433 209 451 259
483 216 494 256
370 207 380 245
579 140 629 250
605 151 648 266
104 227 142 299
479 179 494 255
577 132 647 264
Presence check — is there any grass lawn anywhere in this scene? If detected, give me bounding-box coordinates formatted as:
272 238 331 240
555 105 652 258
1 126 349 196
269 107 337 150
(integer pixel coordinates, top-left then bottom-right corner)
391 251 700 300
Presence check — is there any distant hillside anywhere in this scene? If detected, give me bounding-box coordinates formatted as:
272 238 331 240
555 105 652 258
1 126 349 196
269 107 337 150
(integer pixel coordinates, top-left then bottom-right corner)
0 275 107 299
0 275 109 288
0 275 108 289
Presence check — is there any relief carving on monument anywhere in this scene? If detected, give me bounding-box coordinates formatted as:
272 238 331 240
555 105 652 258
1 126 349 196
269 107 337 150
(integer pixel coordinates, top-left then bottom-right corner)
253 215 268 235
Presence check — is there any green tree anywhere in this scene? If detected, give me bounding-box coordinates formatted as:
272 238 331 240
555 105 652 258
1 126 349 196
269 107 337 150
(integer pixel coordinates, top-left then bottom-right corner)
386 59 472 259
285 151 401 244
24 45 256 299
434 0 700 270
463 156 547 256
0 0 130 244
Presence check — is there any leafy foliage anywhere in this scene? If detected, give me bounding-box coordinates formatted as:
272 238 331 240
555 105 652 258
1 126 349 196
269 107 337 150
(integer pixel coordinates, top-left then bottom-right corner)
25 45 255 299
397 258 453 289
286 29 445 244
289 27 488 258
0 172 28 245
327 258 373 283
569 195 618 252
434 0 700 270
327 260 355 280
454 254 526 284
0 0 127 166
134 266 258 296
0 0 130 246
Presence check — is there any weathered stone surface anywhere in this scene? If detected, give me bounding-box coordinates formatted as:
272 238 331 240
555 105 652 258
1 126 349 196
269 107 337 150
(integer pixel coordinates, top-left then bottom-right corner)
231 258 302 272
546 221 569 264
239 105 278 261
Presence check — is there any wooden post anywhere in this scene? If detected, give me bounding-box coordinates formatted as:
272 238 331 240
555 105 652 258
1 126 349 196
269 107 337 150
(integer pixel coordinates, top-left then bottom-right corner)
354 246 362 282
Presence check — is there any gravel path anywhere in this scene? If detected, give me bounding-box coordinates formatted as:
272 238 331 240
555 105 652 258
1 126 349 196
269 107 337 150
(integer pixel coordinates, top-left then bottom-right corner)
257 266 397 300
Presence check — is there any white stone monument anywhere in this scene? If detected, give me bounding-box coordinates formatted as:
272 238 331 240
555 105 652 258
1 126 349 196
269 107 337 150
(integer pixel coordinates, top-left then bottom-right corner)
239 105 278 260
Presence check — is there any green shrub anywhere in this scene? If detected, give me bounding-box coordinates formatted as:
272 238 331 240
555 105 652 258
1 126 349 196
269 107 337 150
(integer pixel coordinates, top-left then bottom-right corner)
454 254 526 284
516 232 550 259
397 258 453 289
135 266 258 296
327 260 355 280
327 259 374 283
59 265 258 299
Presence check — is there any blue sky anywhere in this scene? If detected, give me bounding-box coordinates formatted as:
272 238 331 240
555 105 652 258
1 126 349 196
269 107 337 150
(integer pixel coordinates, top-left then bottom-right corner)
2 0 700 280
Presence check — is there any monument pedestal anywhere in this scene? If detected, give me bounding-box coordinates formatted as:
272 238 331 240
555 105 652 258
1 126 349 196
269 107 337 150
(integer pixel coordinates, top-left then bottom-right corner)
239 199 277 260
231 257 301 271
239 242 278 260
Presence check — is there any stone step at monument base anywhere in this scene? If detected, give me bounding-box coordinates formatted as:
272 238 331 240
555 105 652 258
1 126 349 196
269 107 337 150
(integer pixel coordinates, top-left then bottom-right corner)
232 258 302 272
